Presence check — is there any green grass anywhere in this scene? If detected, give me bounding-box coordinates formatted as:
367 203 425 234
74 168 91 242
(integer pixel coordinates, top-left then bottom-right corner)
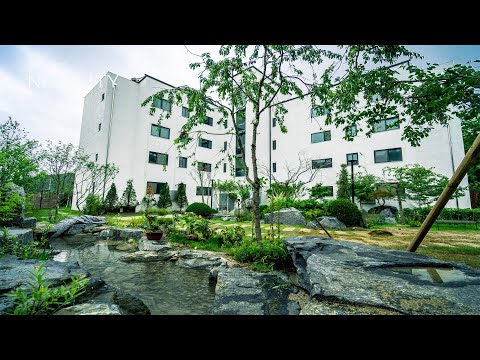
417 245 480 269
25 206 80 224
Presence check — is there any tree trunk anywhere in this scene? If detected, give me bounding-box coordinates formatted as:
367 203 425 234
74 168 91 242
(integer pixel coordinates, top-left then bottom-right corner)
251 119 262 241
397 192 404 223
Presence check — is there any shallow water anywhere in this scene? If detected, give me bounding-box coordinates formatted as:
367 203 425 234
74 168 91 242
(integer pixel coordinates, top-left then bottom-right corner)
387 266 473 284
49 235 216 315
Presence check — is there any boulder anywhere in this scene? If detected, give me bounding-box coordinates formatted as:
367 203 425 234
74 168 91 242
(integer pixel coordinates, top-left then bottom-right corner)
0 228 33 246
20 217 37 229
55 303 121 315
176 250 227 270
317 216 346 230
51 215 106 237
112 289 151 315
264 207 306 226
138 237 172 252
119 251 175 263
97 227 143 241
384 217 397 224
368 205 398 214
380 208 394 217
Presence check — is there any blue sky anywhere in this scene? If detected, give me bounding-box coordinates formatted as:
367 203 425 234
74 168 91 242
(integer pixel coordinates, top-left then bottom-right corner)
0 45 478 146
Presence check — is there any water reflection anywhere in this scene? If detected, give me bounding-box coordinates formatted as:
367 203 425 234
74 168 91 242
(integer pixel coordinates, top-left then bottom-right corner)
50 237 215 315
388 266 472 284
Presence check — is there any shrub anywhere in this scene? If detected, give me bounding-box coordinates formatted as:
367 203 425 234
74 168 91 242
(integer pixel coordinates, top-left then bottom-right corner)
259 205 269 219
219 225 245 247
145 208 171 216
185 202 217 217
232 236 289 272
182 216 211 240
328 199 362 226
403 207 480 223
235 210 252 221
84 194 105 215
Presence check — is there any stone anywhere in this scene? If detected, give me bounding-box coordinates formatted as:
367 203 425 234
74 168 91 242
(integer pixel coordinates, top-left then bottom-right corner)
211 267 300 315
368 205 398 214
20 217 37 229
65 224 89 235
384 217 397 224
285 236 480 315
264 207 306 226
138 237 172 252
98 229 110 239
116 243 133 251
51 215 106 237
368 229 393 236
112 289 151 315
176 250 227 270
0 228 33 246
98 227 144 241
380 208 394 217
316 216 346 230
55 303 121 315
119 251 175 263
92 225 110 234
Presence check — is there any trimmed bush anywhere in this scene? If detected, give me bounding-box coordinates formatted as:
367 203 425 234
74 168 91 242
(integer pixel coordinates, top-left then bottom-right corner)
403 207 480 222
328 199 362 226
185 202 217 217
84 194 105 215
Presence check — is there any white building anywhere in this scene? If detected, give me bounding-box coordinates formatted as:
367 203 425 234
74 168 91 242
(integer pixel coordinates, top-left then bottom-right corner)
73 67 471 212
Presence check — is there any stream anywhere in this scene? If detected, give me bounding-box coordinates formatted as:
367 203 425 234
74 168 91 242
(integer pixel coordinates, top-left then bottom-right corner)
49 235 216 315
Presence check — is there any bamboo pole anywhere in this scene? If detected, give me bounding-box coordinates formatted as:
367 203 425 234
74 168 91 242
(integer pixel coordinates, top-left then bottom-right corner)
407 132 480 252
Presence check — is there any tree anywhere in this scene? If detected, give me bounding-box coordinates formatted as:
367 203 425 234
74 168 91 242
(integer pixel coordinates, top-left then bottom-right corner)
461 115 480 207
41 141 78 222
120 179 138 210
370 189 394 207
212 179 236 211
176 182 188 211
236 181 251 210
104 183 119 212
336 164 350 200
189 161 215 204
142 183 156 209
142 45 479 241
157 183 172 209
0 117 40 189
73 153 119 211
309 183 331 200
354 171 379 208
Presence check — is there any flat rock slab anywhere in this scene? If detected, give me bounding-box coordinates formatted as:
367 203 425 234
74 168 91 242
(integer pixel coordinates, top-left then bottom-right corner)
119 251 175 263
211 267 300 315
176 250 227 270
55 303 121 315
285 236 480 315
138 237 172 252
98 227 144 240
0 228 33 245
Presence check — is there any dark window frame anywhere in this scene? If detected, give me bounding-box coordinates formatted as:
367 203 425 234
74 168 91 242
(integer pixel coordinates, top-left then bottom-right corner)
151 124 170 139
179 156 187 168
273 162 277 173
374 147 403 163
181 106 189 118
147 181 167 195
346 125 357 137
311 130 331 143
223 163 227 173
197 162 212 172
198 138 213 149
373 116 400 133
153 98 172 112
272 140 276 150
196 186 212 196
98 123 102 131
101 93 105 102
312 158 333 169
272 118 277 127
346 153 359 165
311 106 330 118
204 116 213 126
148 151 169 166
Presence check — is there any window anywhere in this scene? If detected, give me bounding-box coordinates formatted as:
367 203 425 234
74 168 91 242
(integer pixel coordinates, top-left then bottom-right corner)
312 158 332 169
198 138 212 149
272 140 276 150
272 118 277 127
224 141 227 151
198 162 212 172
151 124 170 139
179 157 187 168
101 93 105 102
311 131 331 143
224 120 227 129
182 106 189 118
346 153 359 165
373 116 400 133
374 148 403 163
204 116 213 126
98 123 102 131
95 153 98 162
223 163 227 173
147 182 167 195
311 106 330 117
153 98 172 112
235 157 245 177
273 162 277 173
148 151 168 165
196 186 212 196
346 125 357 137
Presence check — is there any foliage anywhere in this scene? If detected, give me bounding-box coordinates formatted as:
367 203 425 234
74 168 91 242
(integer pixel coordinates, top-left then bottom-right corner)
370 189 394 206
83 194 105 215
336 164 350 200
231 236 289 272
354 172 379 204
0 183 23 223
268 182 305 203
104 183 119 212
328 199 362 226
182 216 212 240
157 183 172 209
235 211 252 221
141 183 156 209
259 204 269 219
127 216 147 229
120 179 138 210
403 207 480 223
1 227 52 260
144 208 171 216
219 225 245 247
185 202 217 216
309 183 331 200
176 182 188 211
145 215 173 232
4 263 89 315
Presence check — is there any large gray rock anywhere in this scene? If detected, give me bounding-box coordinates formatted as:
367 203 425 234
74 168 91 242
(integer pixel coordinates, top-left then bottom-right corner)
307 216 346 230
176 250 227 270
211 267 300 315
51 215 106 238
380 208 394 218
20 217 37 229
119 251 175 263
285 236 480 315
264 207 306 226
55 303 121 315
384 217 397 224
0 228 33 246
97 227 144 241
138 236 172 252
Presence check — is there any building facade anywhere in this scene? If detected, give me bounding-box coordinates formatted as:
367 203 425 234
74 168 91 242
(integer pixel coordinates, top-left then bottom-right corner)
73 70 471 212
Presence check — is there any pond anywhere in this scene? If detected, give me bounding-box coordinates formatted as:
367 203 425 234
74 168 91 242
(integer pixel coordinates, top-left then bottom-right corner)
49 235 216 315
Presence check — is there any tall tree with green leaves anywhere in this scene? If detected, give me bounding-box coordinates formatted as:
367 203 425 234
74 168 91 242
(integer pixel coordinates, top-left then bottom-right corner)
157 183 172 209
120 179 138 210
309 183 331 200
104 183 118 212
176 182 188 211
336 164 350 200
142 45 479 241
354 172 379 208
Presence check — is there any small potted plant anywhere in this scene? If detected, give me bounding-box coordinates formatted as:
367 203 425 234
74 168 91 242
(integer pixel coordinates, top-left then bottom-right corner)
144 214 173 241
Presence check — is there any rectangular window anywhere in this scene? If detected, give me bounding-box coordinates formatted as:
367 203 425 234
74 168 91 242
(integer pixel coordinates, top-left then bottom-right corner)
223 163 227 173
224 120 227 129
273 162 277 173
204 116 213 126
101 93 105 102
235 156 245 177
148 151 168 166
311 106 330 117
311 131 331 143
346 125 357 137
272 118 277 127
346 153 359 165
224 141 227 151
98 123 102 131
272 140 276 150
151 124 170 139
312 158 332 169
182 106 189 118
147 181 167 195
153 98 172 112
373 116 399 133
198 138 212 149
374 148 403 163
95 153 98 162
179 156 187 168
198 162 212 172
196 186 212 196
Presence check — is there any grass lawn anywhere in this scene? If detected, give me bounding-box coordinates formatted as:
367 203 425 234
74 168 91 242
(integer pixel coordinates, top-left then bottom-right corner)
25 206 80 224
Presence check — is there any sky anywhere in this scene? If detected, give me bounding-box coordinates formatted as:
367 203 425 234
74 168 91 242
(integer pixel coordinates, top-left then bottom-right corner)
0 45 479 147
